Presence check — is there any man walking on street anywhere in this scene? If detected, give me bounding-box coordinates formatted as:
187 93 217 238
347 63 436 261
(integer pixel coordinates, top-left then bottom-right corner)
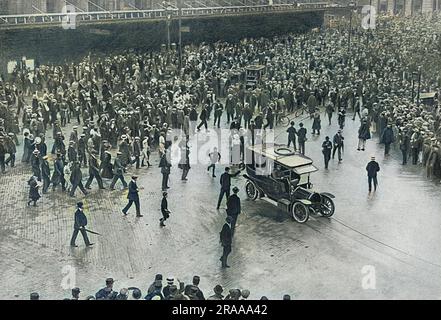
332 130 344 162
226 187 241 236
122 175 143 217
160 192 171 227
366 156 380 192
207 147 221 178
216 167 241 209
220 216 233 268
70 202 93 247
110 152 128 190
322 136 332 169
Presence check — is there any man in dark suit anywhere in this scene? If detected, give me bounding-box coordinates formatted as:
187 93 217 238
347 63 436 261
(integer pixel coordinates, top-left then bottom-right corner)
332 129 344 162
226 187 241 236
159 149 171 191
197 105 208 132
69 161 88 197
110 152 128 190
160 192 171 227
85 150 105 190
122 175 143 217
52 153 66 192
297 122 307 155
366 156 380 192
41 155 51 194
216 167 241 209
220 216 233 268
132 137 141 169
70 202 93 247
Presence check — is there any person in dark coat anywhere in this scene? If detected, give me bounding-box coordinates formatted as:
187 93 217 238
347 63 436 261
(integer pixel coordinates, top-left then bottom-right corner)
119 135 131 167
380 123 395 156
216 167 241 209
220 216 233 268
196 105 208 132
110 152 128 190
297 123 307 155
213 101 224 128
159 149 171 191
226 187 241 236
179 145 191 181
132 137 141 169
95 278 117 300
332 130 344 162
312 111 321 135
0 136 6 174
27 176 41 207
122 175 143 217
160 192 171 227
322 136 333 169
85 151 105 190
69 161 88 197
286 121 297 150
51 153 66 191
101 150 113 179
78 134 87 167
366 156 380 192
22 131 33 163
41 155 51 194
70 202 93 247
357 119 371 151
67 141 78 163
398 128 410 165
4 133 16 168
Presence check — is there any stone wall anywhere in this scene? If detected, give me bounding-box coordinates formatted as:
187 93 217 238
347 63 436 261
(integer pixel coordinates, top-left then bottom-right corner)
0 10 323 75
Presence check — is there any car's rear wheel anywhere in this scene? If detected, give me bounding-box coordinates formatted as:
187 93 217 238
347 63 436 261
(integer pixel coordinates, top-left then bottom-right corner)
320 195 335 217
245 180 259 201
291 202 309 223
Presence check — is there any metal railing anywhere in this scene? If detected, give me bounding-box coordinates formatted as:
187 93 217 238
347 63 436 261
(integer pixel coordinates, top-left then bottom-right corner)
0 3 341 27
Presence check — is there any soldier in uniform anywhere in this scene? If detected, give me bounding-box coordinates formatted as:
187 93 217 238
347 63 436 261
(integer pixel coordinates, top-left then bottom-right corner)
110 152 128 190
70 202 93 247
67 141 78 163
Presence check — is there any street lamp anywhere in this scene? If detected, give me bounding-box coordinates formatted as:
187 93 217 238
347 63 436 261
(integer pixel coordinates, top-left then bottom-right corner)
417 66 422 107
164 4 172 51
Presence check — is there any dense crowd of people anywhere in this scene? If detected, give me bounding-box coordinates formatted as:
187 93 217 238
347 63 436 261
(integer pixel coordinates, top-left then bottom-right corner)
0 11 440 299
29 275 292 300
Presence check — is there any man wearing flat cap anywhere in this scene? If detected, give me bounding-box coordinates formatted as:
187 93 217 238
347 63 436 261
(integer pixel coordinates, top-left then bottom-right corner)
70 202 93 247
366 156 380 193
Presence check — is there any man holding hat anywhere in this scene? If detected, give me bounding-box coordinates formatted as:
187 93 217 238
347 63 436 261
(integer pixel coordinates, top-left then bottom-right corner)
70 201 93 247
366 156 380 193
122 175 143 217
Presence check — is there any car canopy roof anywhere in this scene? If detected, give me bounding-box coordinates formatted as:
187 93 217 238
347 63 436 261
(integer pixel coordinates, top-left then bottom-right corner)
248 145 318 172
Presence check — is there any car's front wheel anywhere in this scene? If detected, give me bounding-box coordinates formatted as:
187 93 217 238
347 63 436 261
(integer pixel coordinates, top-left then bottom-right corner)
245 180 259 201
319 195 335 217
291 202 309 223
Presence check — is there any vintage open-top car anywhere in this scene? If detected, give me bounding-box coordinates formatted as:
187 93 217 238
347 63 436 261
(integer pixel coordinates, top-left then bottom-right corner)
243 144 335 223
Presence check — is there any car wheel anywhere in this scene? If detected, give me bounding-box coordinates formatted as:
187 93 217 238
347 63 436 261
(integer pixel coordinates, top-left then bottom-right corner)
291 202 309 223
245 180 259 200
320 195 335 217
